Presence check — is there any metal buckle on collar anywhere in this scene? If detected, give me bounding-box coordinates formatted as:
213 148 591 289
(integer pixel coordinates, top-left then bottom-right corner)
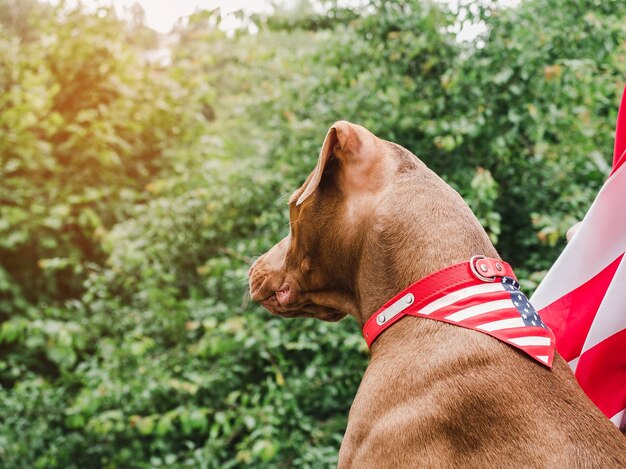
470 255 500 283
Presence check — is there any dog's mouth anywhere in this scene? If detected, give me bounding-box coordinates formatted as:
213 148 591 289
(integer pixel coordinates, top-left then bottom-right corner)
257 286 346 322
260 285 291 308
275 286 291 305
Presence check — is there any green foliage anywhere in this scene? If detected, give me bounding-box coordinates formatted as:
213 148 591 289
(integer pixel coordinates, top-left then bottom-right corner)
0 2 207 309
1 0 624 467
452 0 626 276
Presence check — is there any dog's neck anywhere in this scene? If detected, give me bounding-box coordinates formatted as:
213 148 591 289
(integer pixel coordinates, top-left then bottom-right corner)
353 168 499 330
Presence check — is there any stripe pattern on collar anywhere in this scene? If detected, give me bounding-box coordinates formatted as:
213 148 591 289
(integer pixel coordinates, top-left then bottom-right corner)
362 258 555 368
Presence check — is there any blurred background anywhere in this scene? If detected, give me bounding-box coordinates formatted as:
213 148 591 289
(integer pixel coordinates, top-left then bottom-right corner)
0 0 625 467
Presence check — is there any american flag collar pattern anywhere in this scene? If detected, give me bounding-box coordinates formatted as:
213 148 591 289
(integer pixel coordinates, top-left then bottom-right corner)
362 256 556 368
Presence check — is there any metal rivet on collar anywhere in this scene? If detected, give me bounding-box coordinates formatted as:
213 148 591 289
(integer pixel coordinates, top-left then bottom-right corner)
495 262 503 271
405 293 414 305
469 255 496 283
376 314 387 325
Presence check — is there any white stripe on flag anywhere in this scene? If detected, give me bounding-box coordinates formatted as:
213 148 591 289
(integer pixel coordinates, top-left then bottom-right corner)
610 408 625 428
530 161 626 310
580 259 626 355
417 283 504 316
477 317 525 332
536 355 549 364
568 356 580 373
445 299 513 322
509 336 551 346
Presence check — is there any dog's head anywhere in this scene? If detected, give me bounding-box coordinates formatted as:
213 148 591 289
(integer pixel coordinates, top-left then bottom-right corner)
248 121 397 321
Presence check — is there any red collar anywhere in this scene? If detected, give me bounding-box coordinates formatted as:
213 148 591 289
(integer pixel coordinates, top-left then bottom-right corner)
362 256 555 367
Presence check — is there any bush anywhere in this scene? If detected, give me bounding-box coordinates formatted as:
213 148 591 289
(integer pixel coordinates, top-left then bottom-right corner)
1 0 624 467
0 2 207 309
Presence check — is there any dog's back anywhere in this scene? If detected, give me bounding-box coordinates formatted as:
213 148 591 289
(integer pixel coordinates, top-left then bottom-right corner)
341 321 626 468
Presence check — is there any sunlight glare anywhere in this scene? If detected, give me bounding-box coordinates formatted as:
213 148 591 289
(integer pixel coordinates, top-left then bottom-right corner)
78 0 274 32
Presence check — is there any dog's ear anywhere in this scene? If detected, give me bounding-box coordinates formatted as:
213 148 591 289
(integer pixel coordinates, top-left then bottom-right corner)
296 120 366 206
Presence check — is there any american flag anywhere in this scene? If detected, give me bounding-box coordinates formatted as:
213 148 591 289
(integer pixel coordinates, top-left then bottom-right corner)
414 276 555 366
530 87 626 429
366 273 556 367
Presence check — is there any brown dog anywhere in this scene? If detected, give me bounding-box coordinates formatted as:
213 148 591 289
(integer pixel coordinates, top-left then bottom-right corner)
248 121 626 467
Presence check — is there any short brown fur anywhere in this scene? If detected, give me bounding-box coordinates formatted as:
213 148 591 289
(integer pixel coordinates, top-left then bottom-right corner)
248 121 626 467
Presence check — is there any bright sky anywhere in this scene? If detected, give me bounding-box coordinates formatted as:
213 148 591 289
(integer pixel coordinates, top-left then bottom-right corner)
52 0 519 37
82 0 274 32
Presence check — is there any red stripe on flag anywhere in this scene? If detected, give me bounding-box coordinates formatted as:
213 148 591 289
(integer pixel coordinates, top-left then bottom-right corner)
539 254 623 361
425 290 512 317
459 309 520 329
574 328 626 419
